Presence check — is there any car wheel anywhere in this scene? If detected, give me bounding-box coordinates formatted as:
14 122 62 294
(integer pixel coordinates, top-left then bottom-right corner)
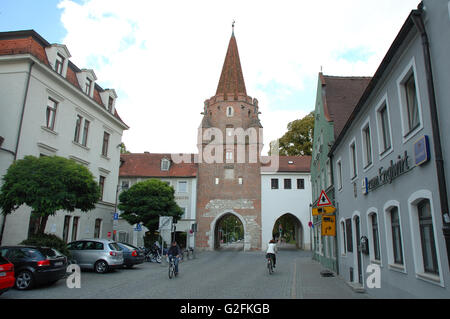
16 270 34 290
94 260 109 274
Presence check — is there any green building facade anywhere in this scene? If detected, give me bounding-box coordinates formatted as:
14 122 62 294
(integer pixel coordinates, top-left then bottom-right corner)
310 73 371 274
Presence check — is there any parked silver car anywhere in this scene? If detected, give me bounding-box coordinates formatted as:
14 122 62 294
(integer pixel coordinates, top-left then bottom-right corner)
67 239 124 274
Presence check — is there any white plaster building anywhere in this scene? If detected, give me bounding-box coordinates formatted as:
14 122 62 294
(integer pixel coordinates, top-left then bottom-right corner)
0 30 129 245
118 153 198 249
261 156 312 251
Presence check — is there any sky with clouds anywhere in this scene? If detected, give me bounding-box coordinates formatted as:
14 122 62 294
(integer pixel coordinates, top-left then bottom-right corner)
1 0 420 154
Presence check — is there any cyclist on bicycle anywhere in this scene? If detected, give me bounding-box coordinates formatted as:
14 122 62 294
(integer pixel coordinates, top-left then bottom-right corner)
266 239 277 268
166 241 181 275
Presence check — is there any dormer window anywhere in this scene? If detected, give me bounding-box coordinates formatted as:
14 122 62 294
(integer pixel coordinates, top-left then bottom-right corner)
85 78 92 95
45 44 71 78
108 96 114 112
100 89 117 114
55 53 65 75
76 69 97 98
161 158 170 171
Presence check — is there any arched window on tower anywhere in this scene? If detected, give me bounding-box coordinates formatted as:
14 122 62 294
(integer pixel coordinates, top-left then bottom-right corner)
227 106 234 117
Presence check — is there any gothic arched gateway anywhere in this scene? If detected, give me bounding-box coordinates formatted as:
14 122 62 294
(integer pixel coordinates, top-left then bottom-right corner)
272 213 304 250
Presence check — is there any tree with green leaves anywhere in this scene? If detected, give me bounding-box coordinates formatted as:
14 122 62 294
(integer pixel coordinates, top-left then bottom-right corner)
0 155 100 235
118 179 183 235
119 142 131 154
269 111 315 156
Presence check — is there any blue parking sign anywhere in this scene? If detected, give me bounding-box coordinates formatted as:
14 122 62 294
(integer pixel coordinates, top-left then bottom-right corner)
113 213 119 220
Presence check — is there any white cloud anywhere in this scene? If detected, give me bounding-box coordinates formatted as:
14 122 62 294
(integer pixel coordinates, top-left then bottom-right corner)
57 0 419 154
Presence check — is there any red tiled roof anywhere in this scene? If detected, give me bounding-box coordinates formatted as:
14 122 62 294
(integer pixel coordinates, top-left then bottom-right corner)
261 156 311 173
0 30 127 128
120 153 198 178
321 74 372 137
215 34 247 99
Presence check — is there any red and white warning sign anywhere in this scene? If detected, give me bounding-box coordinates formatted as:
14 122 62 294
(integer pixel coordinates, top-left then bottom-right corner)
317 190 332 207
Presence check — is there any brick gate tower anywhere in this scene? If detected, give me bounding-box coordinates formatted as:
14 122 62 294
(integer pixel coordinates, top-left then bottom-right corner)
195 27 263 251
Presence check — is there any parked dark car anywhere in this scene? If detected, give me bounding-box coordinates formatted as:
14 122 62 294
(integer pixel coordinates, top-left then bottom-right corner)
117 243 145 268
0 255 15 295
0 246 68 290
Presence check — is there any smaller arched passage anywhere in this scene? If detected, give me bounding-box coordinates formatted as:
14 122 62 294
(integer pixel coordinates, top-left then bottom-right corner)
272 213 304 250
213 212 245 251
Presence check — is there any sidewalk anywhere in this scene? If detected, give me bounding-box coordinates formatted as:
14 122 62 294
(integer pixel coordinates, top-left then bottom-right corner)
291 252 370 299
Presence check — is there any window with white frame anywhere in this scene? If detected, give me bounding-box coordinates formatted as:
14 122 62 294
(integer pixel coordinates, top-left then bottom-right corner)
417 199 439 275
55 53 65 75
337 160 343 190
226 151 233 161
102 132 110 157
368 212 381 262
398 60 422 140
385 204 404 267
376 100 392 155
408 192 440 278
361 122 373 168
326 159 332 188
46 97 58 131
74 115 83 143
391 207 403 265
340 220 347 255
349 140 357 179
177 181 187 193
404 74 420 132
81 120 90 147
161 158 170 171
85 78 93 95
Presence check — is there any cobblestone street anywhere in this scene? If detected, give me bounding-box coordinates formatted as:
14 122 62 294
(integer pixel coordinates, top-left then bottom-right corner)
2 250 368 299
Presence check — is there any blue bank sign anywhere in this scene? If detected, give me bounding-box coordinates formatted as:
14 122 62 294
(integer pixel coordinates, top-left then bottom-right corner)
414 135 431 166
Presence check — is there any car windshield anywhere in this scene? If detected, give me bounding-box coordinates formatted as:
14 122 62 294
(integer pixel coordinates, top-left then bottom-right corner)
109 243 122 251
122 243 138 250
120 243 136 251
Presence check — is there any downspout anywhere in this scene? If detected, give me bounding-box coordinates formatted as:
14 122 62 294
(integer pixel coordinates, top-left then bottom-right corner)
411 6 450 270
0 60 34 245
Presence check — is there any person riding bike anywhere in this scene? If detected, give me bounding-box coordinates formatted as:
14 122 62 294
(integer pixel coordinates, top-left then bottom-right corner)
266 239 277 268
166 241 181 275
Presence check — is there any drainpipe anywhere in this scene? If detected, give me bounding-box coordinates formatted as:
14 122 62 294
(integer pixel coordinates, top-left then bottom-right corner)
411 6 450 270
0 60 34 245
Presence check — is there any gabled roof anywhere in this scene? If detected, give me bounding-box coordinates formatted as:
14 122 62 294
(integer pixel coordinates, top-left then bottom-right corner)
320 73 372 138
0 30 128 129
215 33 247 98
119 153 198 178
261 156 312 173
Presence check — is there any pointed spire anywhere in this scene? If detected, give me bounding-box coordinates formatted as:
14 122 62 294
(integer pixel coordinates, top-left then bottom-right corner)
215 24 247 98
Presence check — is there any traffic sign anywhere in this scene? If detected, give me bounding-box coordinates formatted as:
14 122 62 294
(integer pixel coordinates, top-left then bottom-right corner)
317 190 332 207
113 212 119 220
312 206 336 216
134 223 142 231
321 215 336 236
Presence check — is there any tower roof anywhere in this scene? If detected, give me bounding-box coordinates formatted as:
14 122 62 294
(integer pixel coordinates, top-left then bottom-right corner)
215 33 247 98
